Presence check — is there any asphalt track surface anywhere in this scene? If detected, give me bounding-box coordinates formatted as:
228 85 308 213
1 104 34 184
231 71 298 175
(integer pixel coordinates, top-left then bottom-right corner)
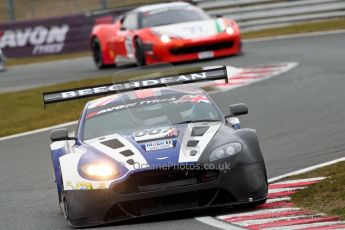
0 32 345 229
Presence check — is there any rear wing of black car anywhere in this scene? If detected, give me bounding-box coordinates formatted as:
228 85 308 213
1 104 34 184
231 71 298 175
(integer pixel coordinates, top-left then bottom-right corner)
42 66 228 106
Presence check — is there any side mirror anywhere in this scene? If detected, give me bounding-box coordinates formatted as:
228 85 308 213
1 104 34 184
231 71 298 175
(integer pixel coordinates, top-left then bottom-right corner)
50 128 76 142
226 103 248 118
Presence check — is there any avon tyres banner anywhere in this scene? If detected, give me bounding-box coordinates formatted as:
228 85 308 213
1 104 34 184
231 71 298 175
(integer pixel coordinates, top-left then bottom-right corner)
0 14 94 57
0 7 129 58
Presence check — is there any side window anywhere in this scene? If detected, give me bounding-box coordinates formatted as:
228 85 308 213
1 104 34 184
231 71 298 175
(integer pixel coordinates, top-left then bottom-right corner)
122 13 138 30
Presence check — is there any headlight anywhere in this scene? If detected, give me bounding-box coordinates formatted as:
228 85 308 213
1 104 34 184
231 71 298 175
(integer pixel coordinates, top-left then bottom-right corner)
209 142 242 161
81 163 118 180
160 34 171 43
225 27 234 35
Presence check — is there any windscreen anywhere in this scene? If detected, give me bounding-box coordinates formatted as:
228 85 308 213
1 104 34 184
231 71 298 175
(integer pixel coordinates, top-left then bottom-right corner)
141 6 210 28
83 92 221 140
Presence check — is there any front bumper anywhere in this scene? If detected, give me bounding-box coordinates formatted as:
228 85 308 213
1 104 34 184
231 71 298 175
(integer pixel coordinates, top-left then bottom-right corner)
64 161 267 227
144 33 241 65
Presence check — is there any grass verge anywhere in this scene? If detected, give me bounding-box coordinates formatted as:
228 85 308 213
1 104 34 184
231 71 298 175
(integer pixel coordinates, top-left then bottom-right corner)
4 18 345 67
0 77 110 137
290 160 345 220
6 51 91 67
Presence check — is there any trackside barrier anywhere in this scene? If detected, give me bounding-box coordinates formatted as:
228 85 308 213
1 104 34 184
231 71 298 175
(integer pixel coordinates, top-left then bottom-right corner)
195 0 345 31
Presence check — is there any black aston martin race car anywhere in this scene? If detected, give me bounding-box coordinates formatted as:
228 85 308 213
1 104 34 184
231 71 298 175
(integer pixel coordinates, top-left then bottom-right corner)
44 65 268 227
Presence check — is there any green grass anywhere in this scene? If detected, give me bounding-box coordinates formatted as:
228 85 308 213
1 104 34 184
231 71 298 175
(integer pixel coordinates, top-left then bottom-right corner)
290 161 345 220
0 77 110 137
6 51 91 67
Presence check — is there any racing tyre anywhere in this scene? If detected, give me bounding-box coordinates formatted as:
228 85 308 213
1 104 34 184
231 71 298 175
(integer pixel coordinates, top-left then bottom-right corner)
91 37 114 69
0 52 6 72
59 191 69 221
135 37 146 66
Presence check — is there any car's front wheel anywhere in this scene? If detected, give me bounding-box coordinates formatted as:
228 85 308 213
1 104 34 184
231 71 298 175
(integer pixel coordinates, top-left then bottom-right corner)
134 37 146 66
58 191 69 221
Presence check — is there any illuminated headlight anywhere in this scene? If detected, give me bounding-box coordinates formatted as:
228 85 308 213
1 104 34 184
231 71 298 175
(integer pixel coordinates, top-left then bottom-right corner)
81 163 118 180
209 142 242 161
160 34 171 43
225 27 234 35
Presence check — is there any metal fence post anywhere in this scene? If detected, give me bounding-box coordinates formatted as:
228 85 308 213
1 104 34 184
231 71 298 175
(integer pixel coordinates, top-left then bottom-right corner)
100 0 108 10
7 0 16 21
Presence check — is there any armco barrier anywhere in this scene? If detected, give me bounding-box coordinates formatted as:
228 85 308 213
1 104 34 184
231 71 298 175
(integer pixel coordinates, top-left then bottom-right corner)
196 0 345 31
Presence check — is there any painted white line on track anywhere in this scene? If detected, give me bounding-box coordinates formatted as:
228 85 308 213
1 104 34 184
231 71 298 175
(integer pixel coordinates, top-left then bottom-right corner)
217 208 301 220
0 121 77 142
265 221 345 230
244 29 345 43
268 187 305 193
195 217 244 229
271 177 326 185
234 214 325 226
266 197 291 203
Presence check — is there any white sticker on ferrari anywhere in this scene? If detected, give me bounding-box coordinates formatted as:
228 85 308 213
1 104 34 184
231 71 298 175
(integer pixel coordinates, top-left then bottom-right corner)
198 51 214 60
124 37 135 58
152 19 218 39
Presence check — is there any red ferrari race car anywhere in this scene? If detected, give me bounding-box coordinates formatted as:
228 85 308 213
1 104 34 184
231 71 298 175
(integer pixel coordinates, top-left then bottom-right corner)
90 2 241 69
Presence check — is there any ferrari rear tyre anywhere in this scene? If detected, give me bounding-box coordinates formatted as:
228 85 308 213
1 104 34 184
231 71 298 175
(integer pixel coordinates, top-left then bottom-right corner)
135 37 146 66
91 37 114 69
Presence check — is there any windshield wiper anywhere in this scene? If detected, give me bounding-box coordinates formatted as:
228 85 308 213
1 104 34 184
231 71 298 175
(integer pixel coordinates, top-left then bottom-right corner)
171 119 221 125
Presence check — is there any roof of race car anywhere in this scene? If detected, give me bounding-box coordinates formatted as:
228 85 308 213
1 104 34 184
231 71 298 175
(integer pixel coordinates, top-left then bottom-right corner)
135 2 190 13
87 86 204 110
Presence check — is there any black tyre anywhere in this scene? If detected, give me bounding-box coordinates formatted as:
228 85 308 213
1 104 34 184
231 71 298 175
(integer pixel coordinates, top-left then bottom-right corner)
58 190 69 222
91 37 114 69
134 37 146 66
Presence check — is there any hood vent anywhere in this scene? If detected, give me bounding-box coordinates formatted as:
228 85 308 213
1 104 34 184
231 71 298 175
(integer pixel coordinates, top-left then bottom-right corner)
191 126 209 136
120 150 135 157
187 140 199 147
101 139 124 149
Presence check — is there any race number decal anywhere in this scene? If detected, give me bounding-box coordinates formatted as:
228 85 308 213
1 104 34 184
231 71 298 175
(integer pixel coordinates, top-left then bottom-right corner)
133 127 178 142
